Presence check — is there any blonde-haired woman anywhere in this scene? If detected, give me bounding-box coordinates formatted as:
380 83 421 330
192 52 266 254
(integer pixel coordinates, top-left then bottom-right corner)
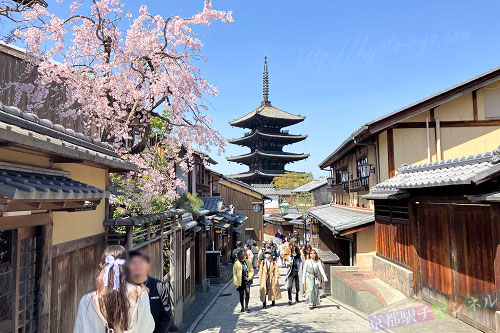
302 249 328 309
74 245 154 332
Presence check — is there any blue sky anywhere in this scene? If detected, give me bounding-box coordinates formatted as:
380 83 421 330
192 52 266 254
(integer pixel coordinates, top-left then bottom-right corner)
4 1 500 177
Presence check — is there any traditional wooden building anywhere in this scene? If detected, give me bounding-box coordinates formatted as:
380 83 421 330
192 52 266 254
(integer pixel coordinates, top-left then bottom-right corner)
292 177 332 206
0 42 88 133
217 176 267 241
318 65 500 270
308 205 374 267
0 101 135 332
252 183 294 213
363 147 500 332
227 57 308 184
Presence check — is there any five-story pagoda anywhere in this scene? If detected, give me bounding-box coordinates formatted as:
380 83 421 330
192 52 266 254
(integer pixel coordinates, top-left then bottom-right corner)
227 57 309 184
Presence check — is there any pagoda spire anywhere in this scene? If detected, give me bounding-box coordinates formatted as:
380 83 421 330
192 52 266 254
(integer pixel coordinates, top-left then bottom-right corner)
263 56 269 104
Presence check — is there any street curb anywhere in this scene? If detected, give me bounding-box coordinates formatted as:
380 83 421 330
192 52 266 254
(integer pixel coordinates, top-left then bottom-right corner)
186 280 233 333
326 295 396 333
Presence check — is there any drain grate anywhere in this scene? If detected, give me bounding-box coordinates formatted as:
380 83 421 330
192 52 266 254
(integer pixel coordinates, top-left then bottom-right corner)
219 293 232 297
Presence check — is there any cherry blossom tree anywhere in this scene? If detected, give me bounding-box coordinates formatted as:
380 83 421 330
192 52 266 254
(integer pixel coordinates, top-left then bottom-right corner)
2 0 232 210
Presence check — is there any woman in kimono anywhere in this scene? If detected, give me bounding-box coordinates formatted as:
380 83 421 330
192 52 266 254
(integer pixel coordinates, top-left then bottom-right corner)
259 250 281 308
302 249 328 309
74 245 155 333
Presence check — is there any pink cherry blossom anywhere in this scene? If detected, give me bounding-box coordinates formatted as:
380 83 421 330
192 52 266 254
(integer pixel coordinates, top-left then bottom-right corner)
3 0 232 211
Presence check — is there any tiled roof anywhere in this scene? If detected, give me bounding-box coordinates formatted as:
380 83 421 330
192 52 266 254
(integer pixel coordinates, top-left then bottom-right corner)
219 175 268 199
363 149 500 200
104 210 183 226
252 184 294 196
283 212 303 220
227 169 287 179
229 103 305 127
227 150 310 162
0 162 106 201
292 178 329 193
319 65 500 169
228 130 307 145
307 205 374 233
200 196 224 213
467 191 500 202
0 102 135 171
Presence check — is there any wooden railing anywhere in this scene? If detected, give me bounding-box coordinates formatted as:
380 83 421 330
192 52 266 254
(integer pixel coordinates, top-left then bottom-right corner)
104 210 183 250
349 178 369 192
330 183 346 193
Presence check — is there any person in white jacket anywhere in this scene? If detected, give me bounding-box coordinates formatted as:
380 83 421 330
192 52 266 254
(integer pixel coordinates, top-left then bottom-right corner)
302 249 328 309
74 245 155 333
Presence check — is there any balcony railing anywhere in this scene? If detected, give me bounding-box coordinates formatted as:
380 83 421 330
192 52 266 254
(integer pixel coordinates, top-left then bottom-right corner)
330 183 346 193
349 178 369 192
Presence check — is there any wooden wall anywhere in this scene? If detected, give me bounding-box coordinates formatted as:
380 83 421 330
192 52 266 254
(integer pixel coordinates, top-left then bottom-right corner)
219 184 264 241
0 45 86 133
414 202 498 331
50 234 104 333
317 224 349 266
375 220 413 268
375 197 500 331
135 238 163 280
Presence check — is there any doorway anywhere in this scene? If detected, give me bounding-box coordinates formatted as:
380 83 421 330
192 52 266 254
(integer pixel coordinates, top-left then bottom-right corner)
0 226 42 333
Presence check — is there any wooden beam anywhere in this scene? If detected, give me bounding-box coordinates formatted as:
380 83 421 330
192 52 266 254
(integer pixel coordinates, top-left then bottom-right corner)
339 222 374 236
429 108 435 123
0 213 50 230
13 230 20 331
38 222 53 332
387 128 395 178
395 119 500 128
472 90 478 121
50 157 84 163
126 225 133 250
52 233 105 257
3 199 101 212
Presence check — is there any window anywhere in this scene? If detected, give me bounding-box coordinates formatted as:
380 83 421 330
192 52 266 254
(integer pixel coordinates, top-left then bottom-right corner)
357 156 369 187
375 201 409 222
335 170 342 184
484 88 500 118
0 230 11 264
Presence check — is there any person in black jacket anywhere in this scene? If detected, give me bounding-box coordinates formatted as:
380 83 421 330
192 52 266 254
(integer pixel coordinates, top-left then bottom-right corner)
129 250 172 333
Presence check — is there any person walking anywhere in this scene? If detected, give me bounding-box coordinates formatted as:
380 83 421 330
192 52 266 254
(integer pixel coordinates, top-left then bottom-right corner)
258 250 281 308
128 251 171 333
233 250 254 312
74 245 155 333
285 245 303 305
303 249 328 309
257 242 267 267
251 240 259 269
244 243 254 267
283 238 296 262
305 231 311 246
301 244 309 260
232 241 243 263
268 238 278 259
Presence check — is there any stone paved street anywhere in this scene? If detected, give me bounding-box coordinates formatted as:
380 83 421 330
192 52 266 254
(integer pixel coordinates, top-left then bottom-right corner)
194 268 370 333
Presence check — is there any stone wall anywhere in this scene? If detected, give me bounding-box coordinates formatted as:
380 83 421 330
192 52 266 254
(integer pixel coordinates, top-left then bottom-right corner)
372 255 414 297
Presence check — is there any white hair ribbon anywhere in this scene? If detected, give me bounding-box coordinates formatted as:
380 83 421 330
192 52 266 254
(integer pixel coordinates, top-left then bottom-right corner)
103 254 125 291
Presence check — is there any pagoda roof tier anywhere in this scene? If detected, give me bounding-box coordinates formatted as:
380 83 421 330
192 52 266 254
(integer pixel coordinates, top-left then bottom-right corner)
228 130 307 146
229 102 305 129
227 169 288 183
226 150 309 164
